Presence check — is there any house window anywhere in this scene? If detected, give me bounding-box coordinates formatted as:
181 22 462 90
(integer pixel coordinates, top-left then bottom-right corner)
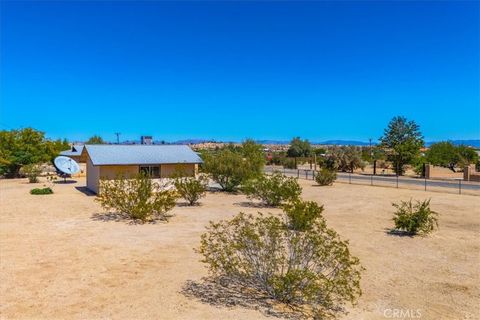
139 166 160 178
151 166 160 178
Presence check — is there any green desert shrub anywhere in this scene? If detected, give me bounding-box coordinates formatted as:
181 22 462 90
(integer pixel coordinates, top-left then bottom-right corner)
315 168 337 186
30 187 53 195
392 199 439 235
283 200 324 231
20 163 42 183
242 172 301 207
96 173 178 222
174 175 208 206
198 200 363 319
281 157 297 169
325 146 365 173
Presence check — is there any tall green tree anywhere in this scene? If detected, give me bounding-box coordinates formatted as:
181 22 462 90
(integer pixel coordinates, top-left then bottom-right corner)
45 138 71 160
426 142 478 171
425 142 459 171
287 137 312 158
86 135 105 144
456 145 479 167
379 116 424 175
0 128 69 177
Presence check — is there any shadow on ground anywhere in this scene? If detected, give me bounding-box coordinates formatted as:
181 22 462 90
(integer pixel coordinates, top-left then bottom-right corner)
53 180 77 184
90 212 171 225
181 277 303 319
233 201 269 208
206 187 242 195
75 186 96 196
176 202 202 207
384 228 415 238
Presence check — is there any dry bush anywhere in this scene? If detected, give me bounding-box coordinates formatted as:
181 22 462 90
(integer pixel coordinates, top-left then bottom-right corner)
96 173 178 222
198 200 363 319
315 168 337 186
20 164 42 183
392 199 439 235
242 172 301 207
174 175 208 206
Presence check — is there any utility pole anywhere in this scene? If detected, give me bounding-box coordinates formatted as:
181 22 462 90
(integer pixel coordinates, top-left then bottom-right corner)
115 132 121 144
369 138 375 175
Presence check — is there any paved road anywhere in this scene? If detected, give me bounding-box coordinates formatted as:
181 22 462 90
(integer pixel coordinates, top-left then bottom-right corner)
265 167 480 192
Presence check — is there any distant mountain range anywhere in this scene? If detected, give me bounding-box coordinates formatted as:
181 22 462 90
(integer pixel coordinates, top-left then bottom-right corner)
172 139 480 148
116 138 480 148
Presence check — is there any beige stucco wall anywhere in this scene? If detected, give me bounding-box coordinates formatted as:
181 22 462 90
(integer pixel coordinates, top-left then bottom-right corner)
464 165 480 182
425 164 463 180
86 157 100 194
160 163 196 178
99 165 139 180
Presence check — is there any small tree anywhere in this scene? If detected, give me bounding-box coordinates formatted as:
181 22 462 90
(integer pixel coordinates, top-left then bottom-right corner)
202 149 258 192
20 163 42 183
241 139 265 176
287 137 312 158
315 168 337 186
392 199 439 235
96 173 178 222
425 142 459 171
198 200 363 319
174 175 208 206
325 146 365 173
242 172 301 207
86 135 105 144
0 128 68 177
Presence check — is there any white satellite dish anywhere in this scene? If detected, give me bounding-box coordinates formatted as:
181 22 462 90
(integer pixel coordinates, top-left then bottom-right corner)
54 156 80 175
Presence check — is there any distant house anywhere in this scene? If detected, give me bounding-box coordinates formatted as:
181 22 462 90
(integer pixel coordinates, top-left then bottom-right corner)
84 145 203 193
59 145 87 163
141 136 153 145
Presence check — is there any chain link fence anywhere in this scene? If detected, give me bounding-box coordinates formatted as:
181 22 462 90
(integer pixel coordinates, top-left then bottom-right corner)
265 166 480 196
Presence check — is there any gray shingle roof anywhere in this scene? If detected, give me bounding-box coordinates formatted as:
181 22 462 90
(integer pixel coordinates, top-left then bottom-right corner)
60 145 84 156
85 145 203 166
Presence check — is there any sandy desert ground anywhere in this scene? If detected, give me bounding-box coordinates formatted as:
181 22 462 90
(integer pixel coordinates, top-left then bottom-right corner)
1 177 479 320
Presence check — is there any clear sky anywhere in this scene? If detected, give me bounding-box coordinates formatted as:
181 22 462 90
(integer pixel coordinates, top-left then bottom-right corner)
1 1 479 143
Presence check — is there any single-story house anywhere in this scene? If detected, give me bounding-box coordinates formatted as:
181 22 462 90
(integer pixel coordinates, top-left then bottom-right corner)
60 145 87 163
84 145 203 193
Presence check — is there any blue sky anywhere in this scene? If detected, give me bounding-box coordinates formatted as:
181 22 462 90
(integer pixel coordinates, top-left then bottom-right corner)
1 1 479 143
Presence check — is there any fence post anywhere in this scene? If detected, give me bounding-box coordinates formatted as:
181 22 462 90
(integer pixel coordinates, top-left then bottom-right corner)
349 172 351 184
459 179 462 195
396 175 399 188
297 169 299 178
370 174 373 186
424 177 427 191
305 170 308 179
